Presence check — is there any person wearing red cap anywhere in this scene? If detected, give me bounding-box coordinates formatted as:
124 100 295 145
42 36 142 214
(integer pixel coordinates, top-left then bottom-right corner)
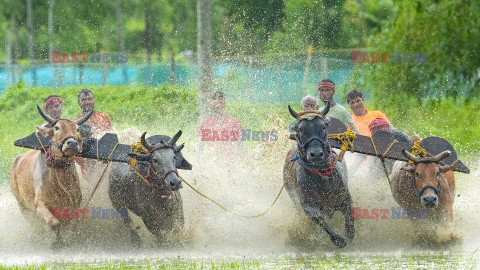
317 79 356 132
368 118 409 144
346 90 390 137
368 118 410 174
43 95 63 120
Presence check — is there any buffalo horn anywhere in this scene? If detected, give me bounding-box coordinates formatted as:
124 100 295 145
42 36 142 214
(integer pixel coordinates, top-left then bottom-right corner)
141 132 154 150
432 150 451 162
402 149 420 163
288 105 299 119
168 130 182 146
320 100 330 116
75 110 94 125
174 143 185 153
37 105 55 125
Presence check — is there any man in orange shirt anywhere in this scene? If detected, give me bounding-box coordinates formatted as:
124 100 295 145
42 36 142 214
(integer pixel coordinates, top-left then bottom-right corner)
346 90 390 137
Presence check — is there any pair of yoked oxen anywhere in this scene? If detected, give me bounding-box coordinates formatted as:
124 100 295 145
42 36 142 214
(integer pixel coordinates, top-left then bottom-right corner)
10 103 455 249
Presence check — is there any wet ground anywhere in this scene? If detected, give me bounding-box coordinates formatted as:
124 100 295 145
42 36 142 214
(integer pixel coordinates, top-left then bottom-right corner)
0 132 479 268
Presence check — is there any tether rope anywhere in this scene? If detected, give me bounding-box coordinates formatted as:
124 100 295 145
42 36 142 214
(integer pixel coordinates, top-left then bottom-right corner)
178 175 285 218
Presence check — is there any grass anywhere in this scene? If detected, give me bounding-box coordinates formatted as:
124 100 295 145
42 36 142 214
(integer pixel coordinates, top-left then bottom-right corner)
1 82 479 183
0 252 478 269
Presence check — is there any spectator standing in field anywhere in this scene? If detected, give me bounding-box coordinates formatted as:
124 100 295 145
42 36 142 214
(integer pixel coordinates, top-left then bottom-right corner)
196 91 244 156
346 90 390 137
317 79 356 132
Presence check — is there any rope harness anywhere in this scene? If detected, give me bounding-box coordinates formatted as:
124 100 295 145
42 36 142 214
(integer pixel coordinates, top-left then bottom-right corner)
403 141 454 200
36 131 83 169
369 136 399 186
290 111 338 176
408 157 443 199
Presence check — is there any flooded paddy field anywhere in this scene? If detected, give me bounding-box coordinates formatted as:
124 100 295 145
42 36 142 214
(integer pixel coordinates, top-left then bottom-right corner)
0 140 479 269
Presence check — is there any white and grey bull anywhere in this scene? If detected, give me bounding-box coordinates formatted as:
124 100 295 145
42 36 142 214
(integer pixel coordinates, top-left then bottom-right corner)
108 131 189 247
283 102 354 248
10 105 93 249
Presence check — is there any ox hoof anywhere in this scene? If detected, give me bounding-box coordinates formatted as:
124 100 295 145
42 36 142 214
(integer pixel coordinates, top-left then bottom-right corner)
330 235 348 248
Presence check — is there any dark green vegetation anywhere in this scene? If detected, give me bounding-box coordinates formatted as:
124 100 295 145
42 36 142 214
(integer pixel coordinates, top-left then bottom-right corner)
1 252 478 269
1 83 479 184
346 1 480 103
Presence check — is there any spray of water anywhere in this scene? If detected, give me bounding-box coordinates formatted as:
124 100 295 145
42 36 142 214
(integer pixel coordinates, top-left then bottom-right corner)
0 122 478 265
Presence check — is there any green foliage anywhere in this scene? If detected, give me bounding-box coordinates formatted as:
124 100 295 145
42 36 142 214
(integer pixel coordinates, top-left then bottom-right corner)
354 0 480 103
342 0 397 47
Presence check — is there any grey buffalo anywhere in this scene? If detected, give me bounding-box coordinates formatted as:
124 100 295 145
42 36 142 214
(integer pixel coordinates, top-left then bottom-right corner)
109 131 191 247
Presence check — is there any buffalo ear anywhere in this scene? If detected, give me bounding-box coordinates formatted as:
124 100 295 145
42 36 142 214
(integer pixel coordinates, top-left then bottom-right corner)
37 126 54 137
174 143 185 154
439 165 455 173
400 165 415 173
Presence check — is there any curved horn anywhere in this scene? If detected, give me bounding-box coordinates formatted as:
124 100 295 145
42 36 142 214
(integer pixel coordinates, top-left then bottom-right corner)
141 132 154 150
402 149 420 163
432 150 451 162
75 110 94 125
321 100 330 116
288 105 299 119
37 104 55 125
168 130 182 146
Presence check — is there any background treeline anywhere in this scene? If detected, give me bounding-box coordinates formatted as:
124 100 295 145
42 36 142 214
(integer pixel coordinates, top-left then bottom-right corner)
2 0 480 107
0 0 396 61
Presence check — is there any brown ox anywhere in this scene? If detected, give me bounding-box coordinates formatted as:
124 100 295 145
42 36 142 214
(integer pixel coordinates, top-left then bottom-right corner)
10 105 92 248
390 149 455 222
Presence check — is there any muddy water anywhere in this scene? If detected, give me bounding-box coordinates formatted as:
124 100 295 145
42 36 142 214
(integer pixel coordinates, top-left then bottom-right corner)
0 132 479 266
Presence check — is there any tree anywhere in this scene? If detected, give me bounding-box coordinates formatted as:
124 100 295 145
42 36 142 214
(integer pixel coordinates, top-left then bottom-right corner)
351 0 480 107
197 0 214 119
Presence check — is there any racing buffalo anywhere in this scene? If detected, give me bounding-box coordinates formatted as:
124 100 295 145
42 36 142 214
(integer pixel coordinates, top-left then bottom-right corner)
108 131 188 247
283 102 354 248
390 148 455 222
10 105 93 249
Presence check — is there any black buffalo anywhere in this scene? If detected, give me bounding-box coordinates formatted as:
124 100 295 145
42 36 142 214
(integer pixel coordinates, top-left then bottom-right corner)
283 102 354 248
108 131 191 247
